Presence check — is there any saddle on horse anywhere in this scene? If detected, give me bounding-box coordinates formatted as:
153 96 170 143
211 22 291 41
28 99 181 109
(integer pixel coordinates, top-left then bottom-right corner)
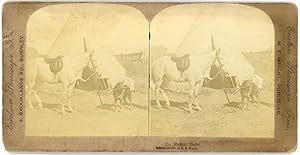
171 54 191 73
44 55 64 75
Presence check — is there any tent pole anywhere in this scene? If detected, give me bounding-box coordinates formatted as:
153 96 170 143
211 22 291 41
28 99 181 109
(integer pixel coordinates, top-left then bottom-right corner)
211 36 231 104
101 78 108 92
222 71 231 104
224 88 231 103
85 40 104 105
97 90 104 105
217 53 231 104
95 74 104 105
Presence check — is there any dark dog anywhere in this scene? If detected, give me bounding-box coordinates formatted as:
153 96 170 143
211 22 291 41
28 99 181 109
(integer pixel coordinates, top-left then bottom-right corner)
112 82 132 112
240 80 261 108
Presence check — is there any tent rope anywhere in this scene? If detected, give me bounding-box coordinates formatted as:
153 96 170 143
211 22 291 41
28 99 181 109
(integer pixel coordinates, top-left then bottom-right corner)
78 72 95 82
208 70 222 81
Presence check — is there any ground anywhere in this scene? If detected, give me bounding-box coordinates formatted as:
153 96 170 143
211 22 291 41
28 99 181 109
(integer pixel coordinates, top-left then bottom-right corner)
150 88 274 137
25 89 148 136
26 87 274 137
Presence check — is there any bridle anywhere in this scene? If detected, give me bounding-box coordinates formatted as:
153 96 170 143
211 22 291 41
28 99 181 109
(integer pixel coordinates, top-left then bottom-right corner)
205 52 226 81
80 52 101 82
214 52 238 89
200 51 237 89
88 52 97 72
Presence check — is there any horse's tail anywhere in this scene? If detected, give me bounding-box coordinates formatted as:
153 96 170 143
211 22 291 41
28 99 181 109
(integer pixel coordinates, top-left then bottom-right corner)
150 57 167 90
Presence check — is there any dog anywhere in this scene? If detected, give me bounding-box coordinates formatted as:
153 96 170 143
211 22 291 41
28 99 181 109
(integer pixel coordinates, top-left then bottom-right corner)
112 82 132 112
240 80 261 108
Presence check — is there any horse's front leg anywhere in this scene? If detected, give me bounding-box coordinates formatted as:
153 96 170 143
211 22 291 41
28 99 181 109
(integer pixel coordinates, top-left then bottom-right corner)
188 83 196 114
32 90 42 109
26 84 33 109
60 82 69 115
155 87 162 109
32 80 43 109
188 80 200 114
188 91 195 114
194 81 203 111
60 90 67 115
159 88 170 108
66 86 74 112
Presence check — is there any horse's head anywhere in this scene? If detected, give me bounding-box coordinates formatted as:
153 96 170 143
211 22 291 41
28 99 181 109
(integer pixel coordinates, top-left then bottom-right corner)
203 48 229 80
85 50 99 71
209 48 227 70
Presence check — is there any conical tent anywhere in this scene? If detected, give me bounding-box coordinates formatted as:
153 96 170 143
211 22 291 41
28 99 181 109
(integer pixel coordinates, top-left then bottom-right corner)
219 51 261 85
206 38 263 88
47 14 84 57
48 14 127 88
171 15 264 89
93 49 127 87
150 4 272 89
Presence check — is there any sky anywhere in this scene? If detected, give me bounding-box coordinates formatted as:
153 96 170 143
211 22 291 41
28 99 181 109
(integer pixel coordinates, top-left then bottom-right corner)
27 3 274 57
26 4 149 56
151 3 275 55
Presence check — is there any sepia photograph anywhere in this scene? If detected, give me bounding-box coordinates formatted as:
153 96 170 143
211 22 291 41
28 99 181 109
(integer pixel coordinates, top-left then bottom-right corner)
25 4 149 136
150 3 275 137
2 1 297 152
24 3 275 138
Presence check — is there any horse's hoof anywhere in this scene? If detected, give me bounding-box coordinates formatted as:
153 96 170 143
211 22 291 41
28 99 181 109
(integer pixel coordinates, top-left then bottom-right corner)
157 105 162 109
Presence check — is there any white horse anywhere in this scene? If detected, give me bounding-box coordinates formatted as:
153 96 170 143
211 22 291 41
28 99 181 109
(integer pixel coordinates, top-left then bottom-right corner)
26 50 96 114
151 50 221 114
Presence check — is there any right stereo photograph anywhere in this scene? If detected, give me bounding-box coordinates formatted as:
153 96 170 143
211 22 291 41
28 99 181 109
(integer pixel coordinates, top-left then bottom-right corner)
149 3 275 137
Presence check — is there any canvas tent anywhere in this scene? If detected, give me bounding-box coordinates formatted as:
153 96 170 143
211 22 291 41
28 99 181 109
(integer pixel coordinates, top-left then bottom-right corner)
152 5 270 90
199 45 264 89
168 11 264 90
46 14 128 90
216 48 263 89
